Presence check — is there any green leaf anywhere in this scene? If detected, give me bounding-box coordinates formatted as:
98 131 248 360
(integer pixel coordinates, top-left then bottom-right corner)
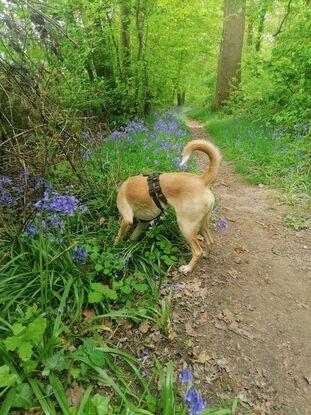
90 252 98 260
25 317 47 345
0 365 17 388
18 341 33 361
92 394 110 414
12 383 33 409
90 283 104 293
29 378 56 415
44 353 69 372
49 374 71 415
25 305 38 320
120 285 132 294
4 336 22 352
133 283 148 292
95 264 103 272
88 291 103 303
102 288 118 300
12 323 25 336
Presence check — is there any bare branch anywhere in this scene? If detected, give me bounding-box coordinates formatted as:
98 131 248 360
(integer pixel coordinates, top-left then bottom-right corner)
273 0 293 37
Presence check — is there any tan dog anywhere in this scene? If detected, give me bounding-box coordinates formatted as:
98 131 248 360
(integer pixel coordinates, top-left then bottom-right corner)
114 139 221 273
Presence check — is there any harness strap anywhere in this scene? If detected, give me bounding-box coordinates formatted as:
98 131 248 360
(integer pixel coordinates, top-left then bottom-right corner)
146 172 168 212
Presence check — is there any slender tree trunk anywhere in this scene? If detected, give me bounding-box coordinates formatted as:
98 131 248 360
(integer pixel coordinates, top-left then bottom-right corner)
246 0 255 47
134 0 147 114
255 4 267 52
120 0 131 77
177 91 186 106
215 0 246 110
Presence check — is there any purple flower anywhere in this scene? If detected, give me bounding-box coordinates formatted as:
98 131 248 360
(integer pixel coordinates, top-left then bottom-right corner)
83 149 92 161
217 218 228 231
180 369 192 383
184 388 206 415
0 177 12 184
25 224 39 238
138 351 149 363
296 151 303 157
80 131 91 140
72 245 87 264
35 191 80 216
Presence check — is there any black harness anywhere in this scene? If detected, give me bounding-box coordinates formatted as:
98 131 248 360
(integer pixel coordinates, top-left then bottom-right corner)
141 173 168 222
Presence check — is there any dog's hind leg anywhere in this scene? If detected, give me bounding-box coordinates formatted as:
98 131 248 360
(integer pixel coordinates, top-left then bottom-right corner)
177 219 203 274
201 211 214 250
129 221 149 241
114 194 134 245
114 219 132 245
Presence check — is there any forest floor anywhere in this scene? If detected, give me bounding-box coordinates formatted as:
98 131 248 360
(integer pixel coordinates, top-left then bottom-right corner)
164 120 311 414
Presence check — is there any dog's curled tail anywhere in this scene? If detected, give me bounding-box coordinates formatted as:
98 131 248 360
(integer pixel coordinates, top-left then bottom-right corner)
180 139 221 185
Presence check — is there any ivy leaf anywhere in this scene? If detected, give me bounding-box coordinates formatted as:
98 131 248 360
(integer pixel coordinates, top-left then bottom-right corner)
0 365 17 388
18 341 33 361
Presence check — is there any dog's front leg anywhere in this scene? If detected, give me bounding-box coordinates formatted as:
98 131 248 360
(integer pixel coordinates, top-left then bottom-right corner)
114 219 132 245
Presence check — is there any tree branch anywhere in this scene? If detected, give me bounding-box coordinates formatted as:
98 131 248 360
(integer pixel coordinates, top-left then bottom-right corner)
273 0 293 37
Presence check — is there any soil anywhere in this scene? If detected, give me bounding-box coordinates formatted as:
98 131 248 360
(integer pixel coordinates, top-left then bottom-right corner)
164 120 311 414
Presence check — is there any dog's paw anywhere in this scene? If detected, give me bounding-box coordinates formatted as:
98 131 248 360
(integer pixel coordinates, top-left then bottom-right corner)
178 265 192 274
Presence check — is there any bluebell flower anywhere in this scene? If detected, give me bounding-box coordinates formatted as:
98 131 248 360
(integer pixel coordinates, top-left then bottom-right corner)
35 191 80 216
72 245 87 264
83 149 92 161
296 151 303 157
80 131 91 140
184 387 206 415
180 369 192 383
0 177 12 184
138 351 149 363
25 224 39 238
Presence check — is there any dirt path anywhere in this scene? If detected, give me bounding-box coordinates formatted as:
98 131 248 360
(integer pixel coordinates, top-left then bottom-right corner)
169 120 311 414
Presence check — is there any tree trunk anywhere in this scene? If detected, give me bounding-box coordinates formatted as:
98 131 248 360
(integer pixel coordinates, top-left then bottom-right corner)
134 0 148 114
120 0 131 77
215 0 246 110
246 0 255 47
177 90 186 106
255 4 267 52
